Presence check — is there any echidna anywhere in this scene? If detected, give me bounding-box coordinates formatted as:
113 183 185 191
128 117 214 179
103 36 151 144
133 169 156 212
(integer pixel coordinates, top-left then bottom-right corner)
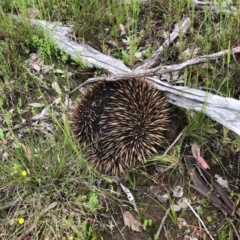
70 78 169 174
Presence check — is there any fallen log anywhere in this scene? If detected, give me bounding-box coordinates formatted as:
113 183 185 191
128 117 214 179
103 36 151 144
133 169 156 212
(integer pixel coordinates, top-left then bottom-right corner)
16 17 240 137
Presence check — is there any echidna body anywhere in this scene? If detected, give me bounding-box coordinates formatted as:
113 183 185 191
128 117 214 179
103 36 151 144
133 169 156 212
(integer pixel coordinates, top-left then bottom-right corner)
70 78 169 174
70 82 111 148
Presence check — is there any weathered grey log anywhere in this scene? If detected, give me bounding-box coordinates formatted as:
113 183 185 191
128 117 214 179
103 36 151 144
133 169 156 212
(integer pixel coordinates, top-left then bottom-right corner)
28 19 131 74
24 18 240 137
151 78 240 136
193 0 237 15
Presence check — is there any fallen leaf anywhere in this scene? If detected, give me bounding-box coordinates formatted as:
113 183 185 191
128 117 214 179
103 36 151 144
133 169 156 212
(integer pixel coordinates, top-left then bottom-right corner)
184 235 198 240
191 143 210 169
21 144 32 162
170 204 181 212
197 156 210 169
160 71 180 82
120 183 138 213
214 174 230 190
122 36 130 45
191 142 201 160
134 52 143 59
150 186 169 203
26 7 39 19
177 197 191 209
52 82 62 95
119 24 126 36
172 185 184 198
31 108 49 121
32 63 41 72
177 218 187 226
28 103 44 108
180 47 200 59
123 211 142 232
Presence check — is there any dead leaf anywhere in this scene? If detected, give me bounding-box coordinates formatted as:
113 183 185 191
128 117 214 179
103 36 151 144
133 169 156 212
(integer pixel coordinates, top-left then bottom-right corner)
52 82 62 95
119 24 126 36
120 183 138 213
214 174 230 190
191 143 210 169
150 186 169 203
191 142 201 160
26 7 39 19
21 144 32 162
170 204 181 212
122 36 130 46
32 63 41 72
180 47 200 59
123 211 142 232
28 103 44 108
177 218 187 226
197 156 210 169
134 52 143 59
172 185 184 198
160 71 180 82
177 198 191 209
31 108 49 121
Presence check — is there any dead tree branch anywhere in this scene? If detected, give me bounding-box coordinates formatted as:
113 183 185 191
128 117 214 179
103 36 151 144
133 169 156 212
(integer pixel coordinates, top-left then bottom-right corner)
15 17 240 137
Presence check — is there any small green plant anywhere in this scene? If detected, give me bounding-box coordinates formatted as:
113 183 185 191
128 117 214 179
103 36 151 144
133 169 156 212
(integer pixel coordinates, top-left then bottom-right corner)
206 216 212 223
30 33 68 62
31 33 53 58
0 41 11 78
0 128 4 140
143 219 152 230
217 225 228 240
144 44 153 58
122 0 141 67
197 207 204 215
88 192 103 213
222 126 229 142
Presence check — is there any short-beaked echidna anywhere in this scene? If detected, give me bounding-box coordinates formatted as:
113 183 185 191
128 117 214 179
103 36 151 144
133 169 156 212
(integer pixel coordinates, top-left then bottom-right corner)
70 78 169 174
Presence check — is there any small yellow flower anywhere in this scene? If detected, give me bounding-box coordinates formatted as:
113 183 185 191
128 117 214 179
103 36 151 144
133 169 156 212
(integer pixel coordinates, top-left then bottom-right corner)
18 218 25 224
21 170 27 176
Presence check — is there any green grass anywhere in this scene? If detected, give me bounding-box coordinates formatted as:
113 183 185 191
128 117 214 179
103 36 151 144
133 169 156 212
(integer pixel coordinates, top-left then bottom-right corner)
0 0 240 239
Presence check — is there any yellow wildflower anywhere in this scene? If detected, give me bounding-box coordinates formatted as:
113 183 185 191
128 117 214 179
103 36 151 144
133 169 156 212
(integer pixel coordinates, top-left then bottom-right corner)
18 218 25 224
21 170 27 176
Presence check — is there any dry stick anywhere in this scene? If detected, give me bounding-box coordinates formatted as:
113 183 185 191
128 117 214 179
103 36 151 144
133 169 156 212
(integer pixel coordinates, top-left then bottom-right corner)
17 202 58 240
111 215 127 240
193 0 238 15
135 17 191 70
230 221 240 239
163 127 186 156
69 16 191 95
72 46 240 92
155 207 171 239
185 200 214 240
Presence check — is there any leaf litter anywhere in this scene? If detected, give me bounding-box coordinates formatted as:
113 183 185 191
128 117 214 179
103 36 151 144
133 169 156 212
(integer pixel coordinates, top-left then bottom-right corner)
1 1 240 239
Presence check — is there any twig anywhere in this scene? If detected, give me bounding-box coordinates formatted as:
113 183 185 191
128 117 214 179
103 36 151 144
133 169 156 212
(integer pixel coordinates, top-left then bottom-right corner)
136 16 191 70
17 222 37 240
76 46 240 89
111 215 127 240
163 127 186 156
193 0 238 15
230 220 240 239
155 207 170 239
17 202 58 240
185 199 214 240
